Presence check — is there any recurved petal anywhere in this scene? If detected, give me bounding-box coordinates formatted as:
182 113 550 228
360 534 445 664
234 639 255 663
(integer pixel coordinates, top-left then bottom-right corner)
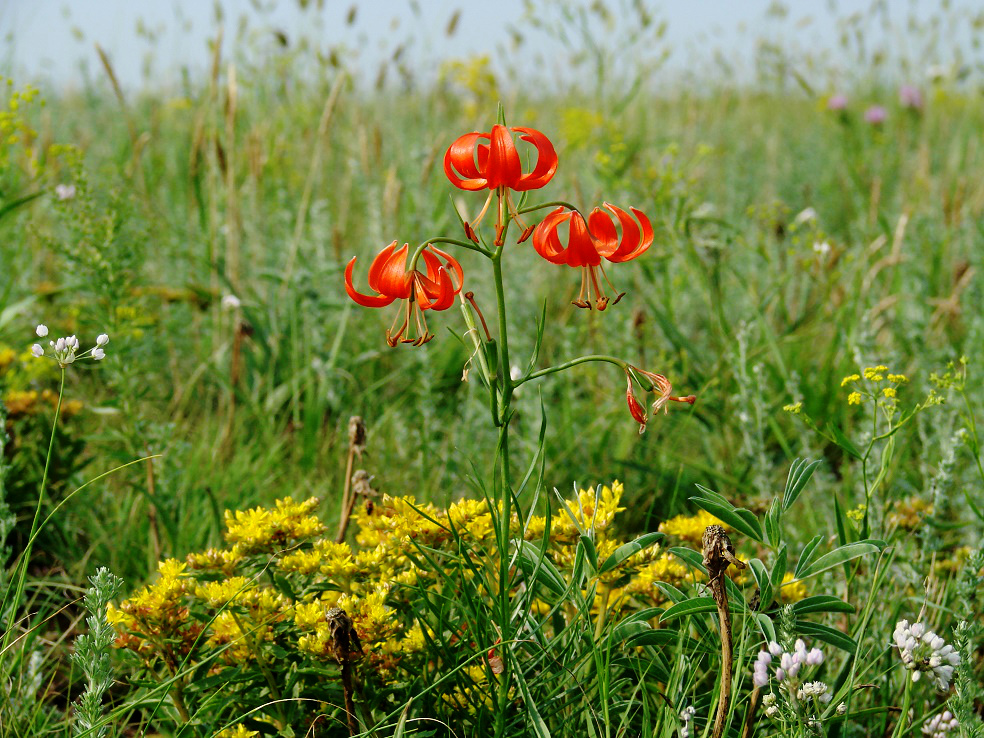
415 267 456 311
513 127 559 191
344 257 396 308
444 132 490 191
605 205 654 263
483 124 522 189
368 242 412 298
532 207 573 265
428 246 464 291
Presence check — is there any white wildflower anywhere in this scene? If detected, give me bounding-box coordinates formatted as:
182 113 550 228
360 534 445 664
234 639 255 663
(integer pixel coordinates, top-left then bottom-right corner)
893 620 960 690
31 344 44 357
922 710 958 738
96 334 109 346
36 324 48 337
221 294 242 310
54 183 76 201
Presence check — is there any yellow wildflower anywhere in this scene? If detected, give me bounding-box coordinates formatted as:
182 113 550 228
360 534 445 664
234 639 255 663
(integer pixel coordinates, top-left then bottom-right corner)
887 373 908 384
846 505 866 522
783 402 802 414
4 390 39 417
293 600 325 630
840 374 860 387
863 366 888 381
196 576 254 607
658 509 727 545
779 573 807 602
847 392 862 405
224 496 324 553
216 726 259 738
0 347 16 371
882 387 897 399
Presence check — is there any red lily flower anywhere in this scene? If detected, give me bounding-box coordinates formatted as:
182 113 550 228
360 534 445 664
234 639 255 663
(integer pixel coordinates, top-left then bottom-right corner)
532 204 654 310
444 124 557 193
344 242 463 346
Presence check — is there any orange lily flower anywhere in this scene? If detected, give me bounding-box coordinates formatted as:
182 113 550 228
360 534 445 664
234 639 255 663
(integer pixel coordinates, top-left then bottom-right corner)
444 124 557 193
532 204 653 310
344 242 463 346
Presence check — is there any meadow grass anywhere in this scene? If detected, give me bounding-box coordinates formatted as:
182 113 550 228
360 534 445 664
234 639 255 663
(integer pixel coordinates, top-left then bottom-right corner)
0 3 982 736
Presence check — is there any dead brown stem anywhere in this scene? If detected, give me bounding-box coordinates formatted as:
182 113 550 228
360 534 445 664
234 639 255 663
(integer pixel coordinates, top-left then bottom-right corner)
702 524 746 738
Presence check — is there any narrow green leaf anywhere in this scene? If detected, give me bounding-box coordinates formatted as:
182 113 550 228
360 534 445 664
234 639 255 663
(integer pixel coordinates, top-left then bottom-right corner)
667 547 707 575
827 423 863 459
770 545 788 593
659 597 717 622
598 532 665 575
748 559 774 613
794 535 824 579
797 621 857 653
797 540 886 580
765 497 782 548
689 496 764 543
513 664 552 738
783 458 822 511
515 541 568 599
792 595 855 615
580 534 599 574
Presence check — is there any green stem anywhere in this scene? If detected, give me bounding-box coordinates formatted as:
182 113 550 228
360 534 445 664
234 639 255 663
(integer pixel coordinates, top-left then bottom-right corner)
491 231 514 738
518 354 628 386
891 676 913 738
0 368 64 648
418 236 491 258
516 200 580 215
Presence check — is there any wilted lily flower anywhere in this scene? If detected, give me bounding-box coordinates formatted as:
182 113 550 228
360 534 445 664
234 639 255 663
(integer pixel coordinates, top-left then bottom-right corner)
532 204 653 310
625 367 695 434
345 242 463 347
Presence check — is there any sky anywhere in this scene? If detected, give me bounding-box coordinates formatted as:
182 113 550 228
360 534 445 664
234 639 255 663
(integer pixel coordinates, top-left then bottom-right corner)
1 0 979 92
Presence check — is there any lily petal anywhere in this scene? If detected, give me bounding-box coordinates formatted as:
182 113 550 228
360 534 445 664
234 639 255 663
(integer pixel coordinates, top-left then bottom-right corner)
484 124 523 189
514 127 558 191
369 242 413 298
444 132 490 191
345 257 396 308
605 205 653 263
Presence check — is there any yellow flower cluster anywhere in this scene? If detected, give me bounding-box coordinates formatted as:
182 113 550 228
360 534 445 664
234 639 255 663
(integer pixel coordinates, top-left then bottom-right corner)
110 483 796 728
886 496 932 531
658 509 728 545
842 365 909 408
215 726 258 738
224 496 325 553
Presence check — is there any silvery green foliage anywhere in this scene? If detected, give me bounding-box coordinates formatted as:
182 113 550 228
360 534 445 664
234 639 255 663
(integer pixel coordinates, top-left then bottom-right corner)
71 567 124 738
949 549 984 738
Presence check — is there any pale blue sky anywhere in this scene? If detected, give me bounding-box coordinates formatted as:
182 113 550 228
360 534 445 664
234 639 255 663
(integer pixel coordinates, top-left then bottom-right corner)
1 0 979 91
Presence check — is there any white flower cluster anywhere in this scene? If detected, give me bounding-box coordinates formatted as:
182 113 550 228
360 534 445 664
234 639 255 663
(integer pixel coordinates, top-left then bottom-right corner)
922 710 958 738
796 681 833 704
753 639 824 686
893 620 960 690
679 705 695 738
31 325 109 367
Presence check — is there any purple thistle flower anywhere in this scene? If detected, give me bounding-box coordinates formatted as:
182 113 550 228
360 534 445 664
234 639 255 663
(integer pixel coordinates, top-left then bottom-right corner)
827 94 848 111
864 105 887 125
899 85 923 109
